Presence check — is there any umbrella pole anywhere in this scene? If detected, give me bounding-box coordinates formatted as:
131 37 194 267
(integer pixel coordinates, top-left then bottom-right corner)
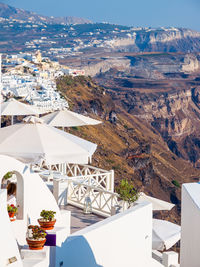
11 115 14 125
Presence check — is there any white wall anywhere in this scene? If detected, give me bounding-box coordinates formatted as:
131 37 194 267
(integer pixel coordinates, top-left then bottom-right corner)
0 155 62 223
0 155 70 246
0 190 22 267
180 183 200 267
55 202 163 267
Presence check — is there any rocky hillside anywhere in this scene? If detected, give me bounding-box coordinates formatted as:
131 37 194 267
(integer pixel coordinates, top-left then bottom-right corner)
0 2 91 25
56 75 200 224
95 53 200 168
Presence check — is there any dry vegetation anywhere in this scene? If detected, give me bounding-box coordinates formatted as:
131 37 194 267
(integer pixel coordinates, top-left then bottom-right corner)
57 75 200 223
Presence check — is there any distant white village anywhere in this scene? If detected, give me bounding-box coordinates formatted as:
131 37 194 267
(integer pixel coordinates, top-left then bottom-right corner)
1 50 85 112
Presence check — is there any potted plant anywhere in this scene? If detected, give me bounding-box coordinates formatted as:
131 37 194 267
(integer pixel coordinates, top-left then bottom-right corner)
4 171 13 180
26 225 47 250
116 179 139 209
2 172 13 188
7 204 18 221
38 210 56 230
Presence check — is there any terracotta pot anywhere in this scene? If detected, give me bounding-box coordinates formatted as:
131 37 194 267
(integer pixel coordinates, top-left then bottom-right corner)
26 238 46 250
8 212 16 221
8 212 15 218
38 219 56 230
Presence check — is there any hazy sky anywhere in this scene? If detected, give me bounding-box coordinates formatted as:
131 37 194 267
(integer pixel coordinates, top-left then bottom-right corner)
2 0 200 31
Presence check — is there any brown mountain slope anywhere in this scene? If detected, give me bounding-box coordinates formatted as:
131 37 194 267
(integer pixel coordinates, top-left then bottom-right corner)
0 2 91 25
57 75 200 223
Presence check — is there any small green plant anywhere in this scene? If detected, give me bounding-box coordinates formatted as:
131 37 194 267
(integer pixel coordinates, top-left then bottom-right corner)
112 164 121 170
116 179 139 207
105 159 115 164
28 225 47 240
172 180 181 188
3 172 13 180
72 126 79 131
40 210 56 221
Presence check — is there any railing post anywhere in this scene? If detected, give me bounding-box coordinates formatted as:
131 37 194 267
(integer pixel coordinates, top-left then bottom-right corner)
67 180 72 203
53 178 68 206
89 175 91 186
58 164 62 173
63 163 66 175
74 164 77 176
108 170 114 192
162 252 179 267
85 167 89 176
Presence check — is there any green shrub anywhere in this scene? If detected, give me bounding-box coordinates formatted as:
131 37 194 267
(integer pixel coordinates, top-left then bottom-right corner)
105 159 115 164
72 126 79 131
172 180 180 188
116 179 139 207
112 164 121 170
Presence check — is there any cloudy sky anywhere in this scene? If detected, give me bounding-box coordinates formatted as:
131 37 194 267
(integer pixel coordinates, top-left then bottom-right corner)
2 0 200 31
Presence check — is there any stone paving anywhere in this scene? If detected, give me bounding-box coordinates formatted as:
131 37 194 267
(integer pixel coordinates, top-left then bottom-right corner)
62 205 104 234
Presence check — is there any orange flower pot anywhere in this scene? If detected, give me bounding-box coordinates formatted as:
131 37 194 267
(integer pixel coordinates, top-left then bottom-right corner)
8 212 16 221
38 219 56 230
8 212 15 218
26 238 46 250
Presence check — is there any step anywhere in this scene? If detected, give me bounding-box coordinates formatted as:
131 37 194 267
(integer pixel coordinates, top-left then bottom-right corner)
21 245 49 260
22 258 48 267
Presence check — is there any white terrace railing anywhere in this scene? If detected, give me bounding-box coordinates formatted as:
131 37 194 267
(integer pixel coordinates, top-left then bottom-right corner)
47 163 114 192
67 179 122 217
53 177 128 218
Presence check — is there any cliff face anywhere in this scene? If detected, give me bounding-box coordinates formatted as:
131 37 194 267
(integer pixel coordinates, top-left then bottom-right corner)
118 87 199 145
103 28 200 53
95 53 200 167
56 75 200 224
81 53 200 77
84 57 130 77
181 54 199 72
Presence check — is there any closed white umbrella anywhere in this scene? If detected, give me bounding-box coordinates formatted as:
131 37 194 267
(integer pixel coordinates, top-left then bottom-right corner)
152 219 181 251
42 109 101 127
137 192 175 211
1 98 41 124
0 116 97 165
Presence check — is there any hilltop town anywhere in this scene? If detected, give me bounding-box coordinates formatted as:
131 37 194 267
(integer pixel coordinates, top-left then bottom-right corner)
1 50 85 112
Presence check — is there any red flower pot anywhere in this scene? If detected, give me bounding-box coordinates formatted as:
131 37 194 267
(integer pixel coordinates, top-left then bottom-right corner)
26 238 46 250
8 212 16 221
38 219 56 230
8 212 15 218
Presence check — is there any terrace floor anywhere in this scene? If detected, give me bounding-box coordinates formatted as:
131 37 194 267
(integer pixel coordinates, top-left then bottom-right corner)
62 205 104 233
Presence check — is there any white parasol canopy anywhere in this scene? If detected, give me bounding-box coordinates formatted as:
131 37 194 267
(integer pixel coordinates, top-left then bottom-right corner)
137 192 175 211
1 98 41 116
0 116 97 165
1 98 43 125
42 109 102 127
152 219 181 251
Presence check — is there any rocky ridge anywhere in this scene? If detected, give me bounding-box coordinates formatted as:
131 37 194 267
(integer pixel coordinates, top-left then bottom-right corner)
104 28 200 53
0 2 91 25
